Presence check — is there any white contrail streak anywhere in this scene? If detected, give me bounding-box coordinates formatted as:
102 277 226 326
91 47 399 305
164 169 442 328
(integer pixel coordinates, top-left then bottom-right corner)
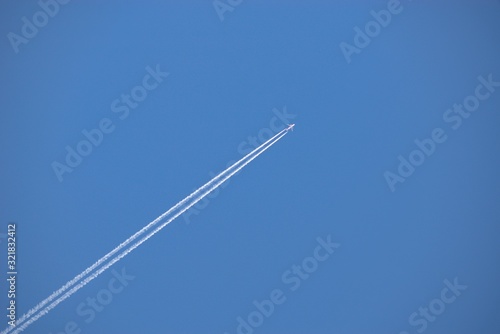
12 131 287 334
12 128 287 327
4 129 288 334
12 127 287 331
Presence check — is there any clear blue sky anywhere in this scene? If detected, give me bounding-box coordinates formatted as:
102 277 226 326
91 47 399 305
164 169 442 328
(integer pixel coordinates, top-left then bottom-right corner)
1 1 500 333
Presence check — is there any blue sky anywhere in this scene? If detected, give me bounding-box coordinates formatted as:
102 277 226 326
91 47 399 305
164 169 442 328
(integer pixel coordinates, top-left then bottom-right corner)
1 1 500 333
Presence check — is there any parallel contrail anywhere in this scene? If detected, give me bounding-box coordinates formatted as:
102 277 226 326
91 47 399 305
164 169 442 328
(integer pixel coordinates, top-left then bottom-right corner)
4 128 289 334
13 127 287 330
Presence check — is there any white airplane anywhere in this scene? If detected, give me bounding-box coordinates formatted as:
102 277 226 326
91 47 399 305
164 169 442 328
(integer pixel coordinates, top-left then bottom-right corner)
286 124 296 131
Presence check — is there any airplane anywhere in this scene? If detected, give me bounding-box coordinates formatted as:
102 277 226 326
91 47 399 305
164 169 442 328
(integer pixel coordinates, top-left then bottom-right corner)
286 124 296 132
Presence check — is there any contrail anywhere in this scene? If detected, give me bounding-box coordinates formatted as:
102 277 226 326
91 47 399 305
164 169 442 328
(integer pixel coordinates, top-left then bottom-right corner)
8 128 287 330
11 131 287 333
13 127 288 331
4 128 289 334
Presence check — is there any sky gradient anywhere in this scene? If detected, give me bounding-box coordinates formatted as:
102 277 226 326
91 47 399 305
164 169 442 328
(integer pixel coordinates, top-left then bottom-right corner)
1 1 500 333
